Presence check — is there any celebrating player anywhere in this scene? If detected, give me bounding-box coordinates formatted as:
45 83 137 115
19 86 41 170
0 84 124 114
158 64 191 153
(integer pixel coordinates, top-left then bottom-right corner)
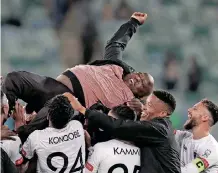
21 95 85 172
64 91 180 173
175 99 218 173
85 105 140 173
1 91 24 168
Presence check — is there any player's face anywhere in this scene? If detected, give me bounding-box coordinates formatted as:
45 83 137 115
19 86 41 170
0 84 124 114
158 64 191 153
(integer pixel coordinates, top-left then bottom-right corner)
141 94 163 120
124 72 154 98
184 102 208 130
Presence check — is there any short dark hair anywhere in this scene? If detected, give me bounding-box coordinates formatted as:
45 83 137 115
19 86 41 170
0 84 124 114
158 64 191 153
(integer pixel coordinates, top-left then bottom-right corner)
153 90 176 114
89 101 110 114
202 99 218 125
111 104 136 121
48 95 74 129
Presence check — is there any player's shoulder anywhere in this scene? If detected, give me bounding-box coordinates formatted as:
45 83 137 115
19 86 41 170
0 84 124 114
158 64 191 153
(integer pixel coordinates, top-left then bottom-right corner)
1 136 21 144
11 136 22 144
174 130 192 138
205 135 218 149
90 140 119 157
67 120 83 129
93 139 117 150
198 135 218 159
27 129 40 140
93 139 132 149
1 136 21 153
68 120 83 126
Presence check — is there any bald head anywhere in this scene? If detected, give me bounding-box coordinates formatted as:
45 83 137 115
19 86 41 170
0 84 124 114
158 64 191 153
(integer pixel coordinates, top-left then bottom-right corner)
123 72 154 98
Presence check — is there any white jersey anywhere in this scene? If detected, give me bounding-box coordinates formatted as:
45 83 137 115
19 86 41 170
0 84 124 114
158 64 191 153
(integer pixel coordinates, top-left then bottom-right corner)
175 130 218 173
1 136 23 166
22 120 85 173
86 139 141 173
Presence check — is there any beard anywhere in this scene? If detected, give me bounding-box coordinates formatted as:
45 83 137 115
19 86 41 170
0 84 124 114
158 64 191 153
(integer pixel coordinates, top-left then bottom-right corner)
184 118 198 130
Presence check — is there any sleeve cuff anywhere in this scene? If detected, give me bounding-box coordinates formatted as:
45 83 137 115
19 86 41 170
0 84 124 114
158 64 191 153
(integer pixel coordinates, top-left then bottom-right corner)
15 157 24 166
130 18 141 26
85 109 92 118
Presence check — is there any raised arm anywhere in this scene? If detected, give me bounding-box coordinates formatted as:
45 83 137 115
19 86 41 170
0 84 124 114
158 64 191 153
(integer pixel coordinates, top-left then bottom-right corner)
104 12 147 61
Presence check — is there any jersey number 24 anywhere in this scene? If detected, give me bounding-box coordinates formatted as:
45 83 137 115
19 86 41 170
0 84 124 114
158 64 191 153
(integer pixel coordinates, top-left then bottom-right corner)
47 147 84 173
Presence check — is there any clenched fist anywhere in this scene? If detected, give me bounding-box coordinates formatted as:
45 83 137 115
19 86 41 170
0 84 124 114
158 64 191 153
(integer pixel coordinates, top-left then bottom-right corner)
131 12 147 25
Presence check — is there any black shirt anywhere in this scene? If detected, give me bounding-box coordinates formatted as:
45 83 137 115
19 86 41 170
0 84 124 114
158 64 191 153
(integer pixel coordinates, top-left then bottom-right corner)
85 109 181 173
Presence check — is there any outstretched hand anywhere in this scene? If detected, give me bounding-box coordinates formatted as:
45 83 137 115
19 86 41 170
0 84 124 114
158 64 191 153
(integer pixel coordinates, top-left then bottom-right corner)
63 92 86 114
131 12 148 25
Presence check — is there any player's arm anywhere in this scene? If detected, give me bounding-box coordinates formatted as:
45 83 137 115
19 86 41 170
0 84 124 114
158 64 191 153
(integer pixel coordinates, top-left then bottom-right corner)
85 145 103 173
1 148 19 173
181 158 208 173
86 109 166 145
103 12 147 61
10 137 24 167
64 93 167 146
204 165 218 173
20 131 38 161
10 136 26 172
181 150 218 173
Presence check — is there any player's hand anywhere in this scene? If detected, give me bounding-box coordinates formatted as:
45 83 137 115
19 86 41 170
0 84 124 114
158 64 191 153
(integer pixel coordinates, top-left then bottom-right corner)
12 102 26 130
131 12 148 25
1 126 17 141
127 98 143 116
63 92 86 114
25 111 37 124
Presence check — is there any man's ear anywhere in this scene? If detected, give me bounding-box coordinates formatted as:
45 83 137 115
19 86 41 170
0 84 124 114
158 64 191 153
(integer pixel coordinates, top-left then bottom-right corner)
202 114 209 122
160 110 168 117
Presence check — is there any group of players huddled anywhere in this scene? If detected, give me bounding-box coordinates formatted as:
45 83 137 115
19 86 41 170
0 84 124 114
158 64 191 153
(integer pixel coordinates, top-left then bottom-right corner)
1 12 218 173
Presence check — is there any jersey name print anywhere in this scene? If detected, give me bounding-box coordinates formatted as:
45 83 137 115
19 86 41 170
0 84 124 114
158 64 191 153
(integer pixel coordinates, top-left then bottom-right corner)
113 147 140 155
22 120 85 173
48 130 81 144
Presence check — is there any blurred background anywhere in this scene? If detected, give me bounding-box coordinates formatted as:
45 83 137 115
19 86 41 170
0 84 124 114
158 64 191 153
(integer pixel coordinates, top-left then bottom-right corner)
1 0 218 139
